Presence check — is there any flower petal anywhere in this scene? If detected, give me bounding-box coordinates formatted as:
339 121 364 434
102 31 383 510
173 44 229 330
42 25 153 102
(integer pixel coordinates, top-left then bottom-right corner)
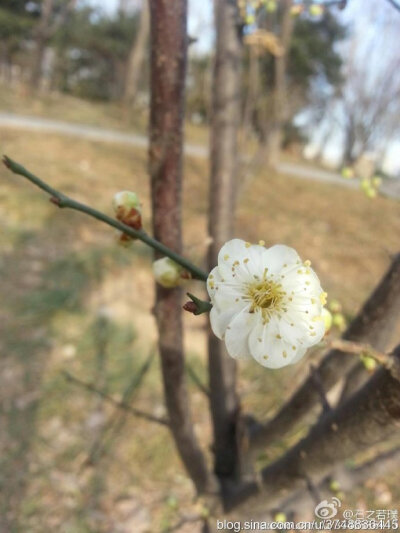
261 245 301 277
209 305 239 340
224 306 254 360
248 316 306 368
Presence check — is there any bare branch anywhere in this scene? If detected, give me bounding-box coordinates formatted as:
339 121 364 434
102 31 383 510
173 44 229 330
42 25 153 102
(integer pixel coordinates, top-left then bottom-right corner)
82 347 156 467
227 345 400 511
249 253 400 454
326 338 400 379
62 371 169 426
385 0 400 13
310 365 331 414
2 156 208 281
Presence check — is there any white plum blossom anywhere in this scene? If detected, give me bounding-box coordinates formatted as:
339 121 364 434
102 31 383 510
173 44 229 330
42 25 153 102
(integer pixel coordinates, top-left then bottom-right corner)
207 239 327 369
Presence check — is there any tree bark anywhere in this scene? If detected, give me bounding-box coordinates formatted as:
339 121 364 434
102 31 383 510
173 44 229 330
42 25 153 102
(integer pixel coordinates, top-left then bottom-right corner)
228 345 400 511
123 0 150 107
30 0 53 90
30 0 77 91
249 253 400 454
207 0 243 491
266 0 294 167
149 0 214 495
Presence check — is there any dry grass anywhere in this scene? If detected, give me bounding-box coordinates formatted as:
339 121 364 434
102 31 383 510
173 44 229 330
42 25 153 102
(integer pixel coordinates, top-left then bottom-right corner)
0 123 399 532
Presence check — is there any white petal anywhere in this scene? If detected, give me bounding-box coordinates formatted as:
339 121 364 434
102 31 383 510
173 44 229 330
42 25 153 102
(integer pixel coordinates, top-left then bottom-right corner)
217 239 265 281
207 266 223 301
289 345 308 365
209 305 239 340
213 282 246 312
224 306 254 360
261 245 301 276
248 316 305 369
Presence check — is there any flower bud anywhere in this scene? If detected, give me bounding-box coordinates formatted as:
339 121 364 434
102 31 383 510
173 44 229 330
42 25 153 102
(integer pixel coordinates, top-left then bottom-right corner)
328 299 342 313
332 312 346 332
153 257 190 288
265 0 277 13
372 176 382 188
341 166 354 179
309 4 324 16
329 480 341 493
322 308 333 333
361 354 377 373
274 513 287 523
365 187 377 199
113 191 142 230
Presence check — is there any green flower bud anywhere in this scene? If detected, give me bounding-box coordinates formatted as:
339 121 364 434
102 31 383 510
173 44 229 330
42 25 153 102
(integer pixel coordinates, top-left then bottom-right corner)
330 479 341 492
328 299 342 313
322 308 333 333
341 167 355 179
153 257 190 288
361 354 377 372
275 512 287 523
266 0 277 13
372 176 382 188
309 4 324 16
332 312 346 332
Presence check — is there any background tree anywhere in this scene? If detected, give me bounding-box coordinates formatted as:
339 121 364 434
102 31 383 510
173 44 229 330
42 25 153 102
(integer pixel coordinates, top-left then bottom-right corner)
29 0 77 91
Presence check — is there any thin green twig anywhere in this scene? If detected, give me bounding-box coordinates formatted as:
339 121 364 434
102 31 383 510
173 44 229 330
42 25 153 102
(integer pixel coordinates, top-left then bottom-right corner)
2 155 208 281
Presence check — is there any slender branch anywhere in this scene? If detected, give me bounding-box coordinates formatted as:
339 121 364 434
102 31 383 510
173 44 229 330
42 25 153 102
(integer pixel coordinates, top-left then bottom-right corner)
325 338 396 371
2 156 208 282
248 253 400 454
385 0 400 13
226 345 400 511
82 348 156 467
62 371 169 426
310 364 331 414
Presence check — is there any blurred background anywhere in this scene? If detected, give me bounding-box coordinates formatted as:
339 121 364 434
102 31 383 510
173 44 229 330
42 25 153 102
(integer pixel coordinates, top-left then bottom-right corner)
0 0 399 531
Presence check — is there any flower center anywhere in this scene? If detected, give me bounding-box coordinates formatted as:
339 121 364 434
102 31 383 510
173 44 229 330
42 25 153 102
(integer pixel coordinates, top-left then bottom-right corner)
248 279 284 317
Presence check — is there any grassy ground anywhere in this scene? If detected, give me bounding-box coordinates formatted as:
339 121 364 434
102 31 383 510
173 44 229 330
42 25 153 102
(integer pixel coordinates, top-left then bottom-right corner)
1 98 400 531
0 82 209 146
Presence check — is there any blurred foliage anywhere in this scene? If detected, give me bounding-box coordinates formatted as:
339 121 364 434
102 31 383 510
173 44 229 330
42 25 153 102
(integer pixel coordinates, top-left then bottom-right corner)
53 7 141 100
289 12 345 88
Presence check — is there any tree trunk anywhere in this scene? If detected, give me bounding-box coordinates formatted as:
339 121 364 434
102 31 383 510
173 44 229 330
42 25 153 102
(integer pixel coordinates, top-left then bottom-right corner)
249 253 400 454
30 0 53 91
30 0 77 91
207 0 243 495
123 0 150 107
266 0 294 167
149 0 214 495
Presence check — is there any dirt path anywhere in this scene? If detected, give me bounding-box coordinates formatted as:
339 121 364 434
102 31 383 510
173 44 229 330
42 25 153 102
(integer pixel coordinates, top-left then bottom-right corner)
1 111 399 199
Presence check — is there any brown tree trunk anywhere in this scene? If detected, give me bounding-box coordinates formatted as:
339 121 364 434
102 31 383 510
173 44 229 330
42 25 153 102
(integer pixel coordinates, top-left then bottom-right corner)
266 0 294 167
123 0 150 107
249 254 400 454
30 0 77 91
207 0 243 494
149 0 214 495
30 0 53 90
